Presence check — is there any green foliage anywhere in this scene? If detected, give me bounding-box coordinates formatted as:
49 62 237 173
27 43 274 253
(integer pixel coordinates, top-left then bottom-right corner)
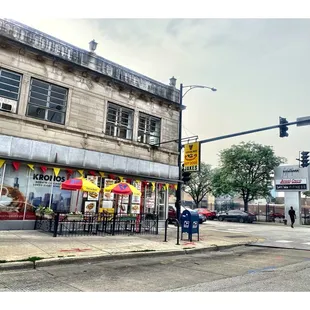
303 191 310 197
183 162 213 207
211 142 286 211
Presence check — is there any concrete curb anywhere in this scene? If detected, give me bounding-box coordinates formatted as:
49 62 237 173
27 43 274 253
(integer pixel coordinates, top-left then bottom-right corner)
246 243 310 252
0 243 250 271
0 261 34 271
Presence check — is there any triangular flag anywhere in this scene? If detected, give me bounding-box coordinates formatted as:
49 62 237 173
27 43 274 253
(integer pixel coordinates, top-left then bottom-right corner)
135 179 140 183
99 172 105 178
12 161 20 171
27 164 34 170
174 184 178 190
0 159 5 168
66 169 73 175
78 170 84 176
109 174 115 179
151 182 155 192
119 176 124 182
40 166 47 173
53 167 60 177
89 170 96 176
165 183 169 190
158 184 163 190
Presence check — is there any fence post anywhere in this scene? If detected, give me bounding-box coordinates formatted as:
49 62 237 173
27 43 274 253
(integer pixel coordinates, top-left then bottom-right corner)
112 213 116 236
53 212 60 238
164 219 169 242
156 214 159 235
175 219 180 245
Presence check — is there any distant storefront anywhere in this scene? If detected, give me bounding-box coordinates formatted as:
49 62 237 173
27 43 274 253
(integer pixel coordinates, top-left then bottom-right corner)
0 159 176 229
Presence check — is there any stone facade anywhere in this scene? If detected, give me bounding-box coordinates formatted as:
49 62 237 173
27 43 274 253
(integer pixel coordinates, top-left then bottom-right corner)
0 19 180 180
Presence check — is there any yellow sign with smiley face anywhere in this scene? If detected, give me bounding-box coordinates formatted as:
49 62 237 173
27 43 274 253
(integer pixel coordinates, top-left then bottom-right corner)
183 142 200 172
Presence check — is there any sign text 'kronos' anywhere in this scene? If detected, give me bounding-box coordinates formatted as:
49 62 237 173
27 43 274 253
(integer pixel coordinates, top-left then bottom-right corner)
183 142 201 172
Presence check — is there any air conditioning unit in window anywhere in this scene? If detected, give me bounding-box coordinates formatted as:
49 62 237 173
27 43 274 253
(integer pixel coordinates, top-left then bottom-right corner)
0 97 17 113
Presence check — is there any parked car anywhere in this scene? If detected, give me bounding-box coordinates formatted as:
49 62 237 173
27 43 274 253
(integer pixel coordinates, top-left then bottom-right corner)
168 205 206 224
217 210 257 223
195 208 217 220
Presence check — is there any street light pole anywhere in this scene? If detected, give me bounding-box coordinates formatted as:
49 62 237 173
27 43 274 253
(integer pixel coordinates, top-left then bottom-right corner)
175 83 217 221
175 83 184 221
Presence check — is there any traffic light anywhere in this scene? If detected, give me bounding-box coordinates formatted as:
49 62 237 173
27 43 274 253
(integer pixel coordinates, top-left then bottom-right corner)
301 151 309 168
279 117 289 138
181 164 191 184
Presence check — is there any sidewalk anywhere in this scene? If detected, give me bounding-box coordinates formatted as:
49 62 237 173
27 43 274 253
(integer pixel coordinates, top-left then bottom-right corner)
0 226 264 270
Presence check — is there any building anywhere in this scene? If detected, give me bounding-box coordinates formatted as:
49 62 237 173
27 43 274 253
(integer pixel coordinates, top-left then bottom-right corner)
0 19 180 230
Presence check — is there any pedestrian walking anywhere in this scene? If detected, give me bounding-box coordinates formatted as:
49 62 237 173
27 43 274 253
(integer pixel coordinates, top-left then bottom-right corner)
288 206 296 228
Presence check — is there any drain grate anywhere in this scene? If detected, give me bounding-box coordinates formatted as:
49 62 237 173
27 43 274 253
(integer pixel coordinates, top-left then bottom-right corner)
225 235 249 238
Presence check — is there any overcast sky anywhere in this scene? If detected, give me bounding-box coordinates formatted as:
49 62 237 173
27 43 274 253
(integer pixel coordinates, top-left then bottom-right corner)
14 18 310 167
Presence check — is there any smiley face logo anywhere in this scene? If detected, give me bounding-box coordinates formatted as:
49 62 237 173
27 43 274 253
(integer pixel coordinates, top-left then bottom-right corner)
185 153 197 161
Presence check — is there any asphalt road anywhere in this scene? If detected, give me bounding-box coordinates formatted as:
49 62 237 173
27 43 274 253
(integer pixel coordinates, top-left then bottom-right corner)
1 246 310 292
202 220 310 250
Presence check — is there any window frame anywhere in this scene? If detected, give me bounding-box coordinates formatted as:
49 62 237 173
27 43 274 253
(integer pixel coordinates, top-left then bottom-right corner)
26 78 68 125
0 67 22 110
138 113 161 146
105 102 134 140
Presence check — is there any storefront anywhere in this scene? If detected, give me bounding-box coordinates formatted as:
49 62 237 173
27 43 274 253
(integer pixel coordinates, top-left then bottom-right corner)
0 159 177 230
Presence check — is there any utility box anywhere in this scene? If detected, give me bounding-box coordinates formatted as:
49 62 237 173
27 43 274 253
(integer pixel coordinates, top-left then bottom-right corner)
181 209 200 242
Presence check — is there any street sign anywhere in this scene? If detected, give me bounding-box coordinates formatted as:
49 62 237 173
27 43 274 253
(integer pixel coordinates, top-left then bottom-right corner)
296 116 310 127
274 165 309 192
183 141 201 172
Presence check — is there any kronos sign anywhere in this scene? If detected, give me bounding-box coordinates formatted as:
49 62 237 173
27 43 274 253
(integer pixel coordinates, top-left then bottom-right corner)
274 165 309 191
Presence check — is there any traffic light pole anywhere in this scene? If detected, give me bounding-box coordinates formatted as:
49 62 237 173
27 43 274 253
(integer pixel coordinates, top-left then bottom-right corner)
199 119 306 145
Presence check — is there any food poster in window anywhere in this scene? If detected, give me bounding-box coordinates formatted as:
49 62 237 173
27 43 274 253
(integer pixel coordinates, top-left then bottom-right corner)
145 183 155 213
100 178 115 212
0 165 72 220
84 201 96 213
131 180 141 214
86 175 99 201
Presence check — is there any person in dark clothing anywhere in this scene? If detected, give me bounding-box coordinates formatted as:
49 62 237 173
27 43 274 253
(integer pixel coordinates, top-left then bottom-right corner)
288 206 296 228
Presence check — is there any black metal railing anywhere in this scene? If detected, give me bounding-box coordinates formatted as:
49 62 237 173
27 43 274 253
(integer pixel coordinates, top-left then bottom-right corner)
34 212 159 237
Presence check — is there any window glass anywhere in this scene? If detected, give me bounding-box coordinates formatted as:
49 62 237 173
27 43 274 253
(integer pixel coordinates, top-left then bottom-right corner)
26 78 67 125
0 68 22 103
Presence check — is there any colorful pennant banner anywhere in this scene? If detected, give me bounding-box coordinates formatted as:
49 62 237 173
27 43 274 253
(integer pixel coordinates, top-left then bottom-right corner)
151 182 155 192
66 169 73 175
0 159 5 168
78 170 84 176
99 172 105 178
53 167 60 177
27 164 34 170
40 166 47 173
89 170 96 176
12 161 20 171
119 176 124 182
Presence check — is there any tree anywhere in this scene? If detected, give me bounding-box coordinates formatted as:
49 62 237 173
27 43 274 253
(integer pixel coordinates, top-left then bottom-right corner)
211 142 286 212
183 162 213 207
303 191 310 197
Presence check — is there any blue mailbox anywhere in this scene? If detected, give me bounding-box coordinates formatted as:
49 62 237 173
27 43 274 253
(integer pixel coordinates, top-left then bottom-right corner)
181 209 200 242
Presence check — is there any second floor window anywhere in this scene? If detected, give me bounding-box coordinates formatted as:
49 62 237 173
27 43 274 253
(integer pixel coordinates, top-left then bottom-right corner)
138 113 161 145
105 103 133 140
26 79 68 125
0 68 22 113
